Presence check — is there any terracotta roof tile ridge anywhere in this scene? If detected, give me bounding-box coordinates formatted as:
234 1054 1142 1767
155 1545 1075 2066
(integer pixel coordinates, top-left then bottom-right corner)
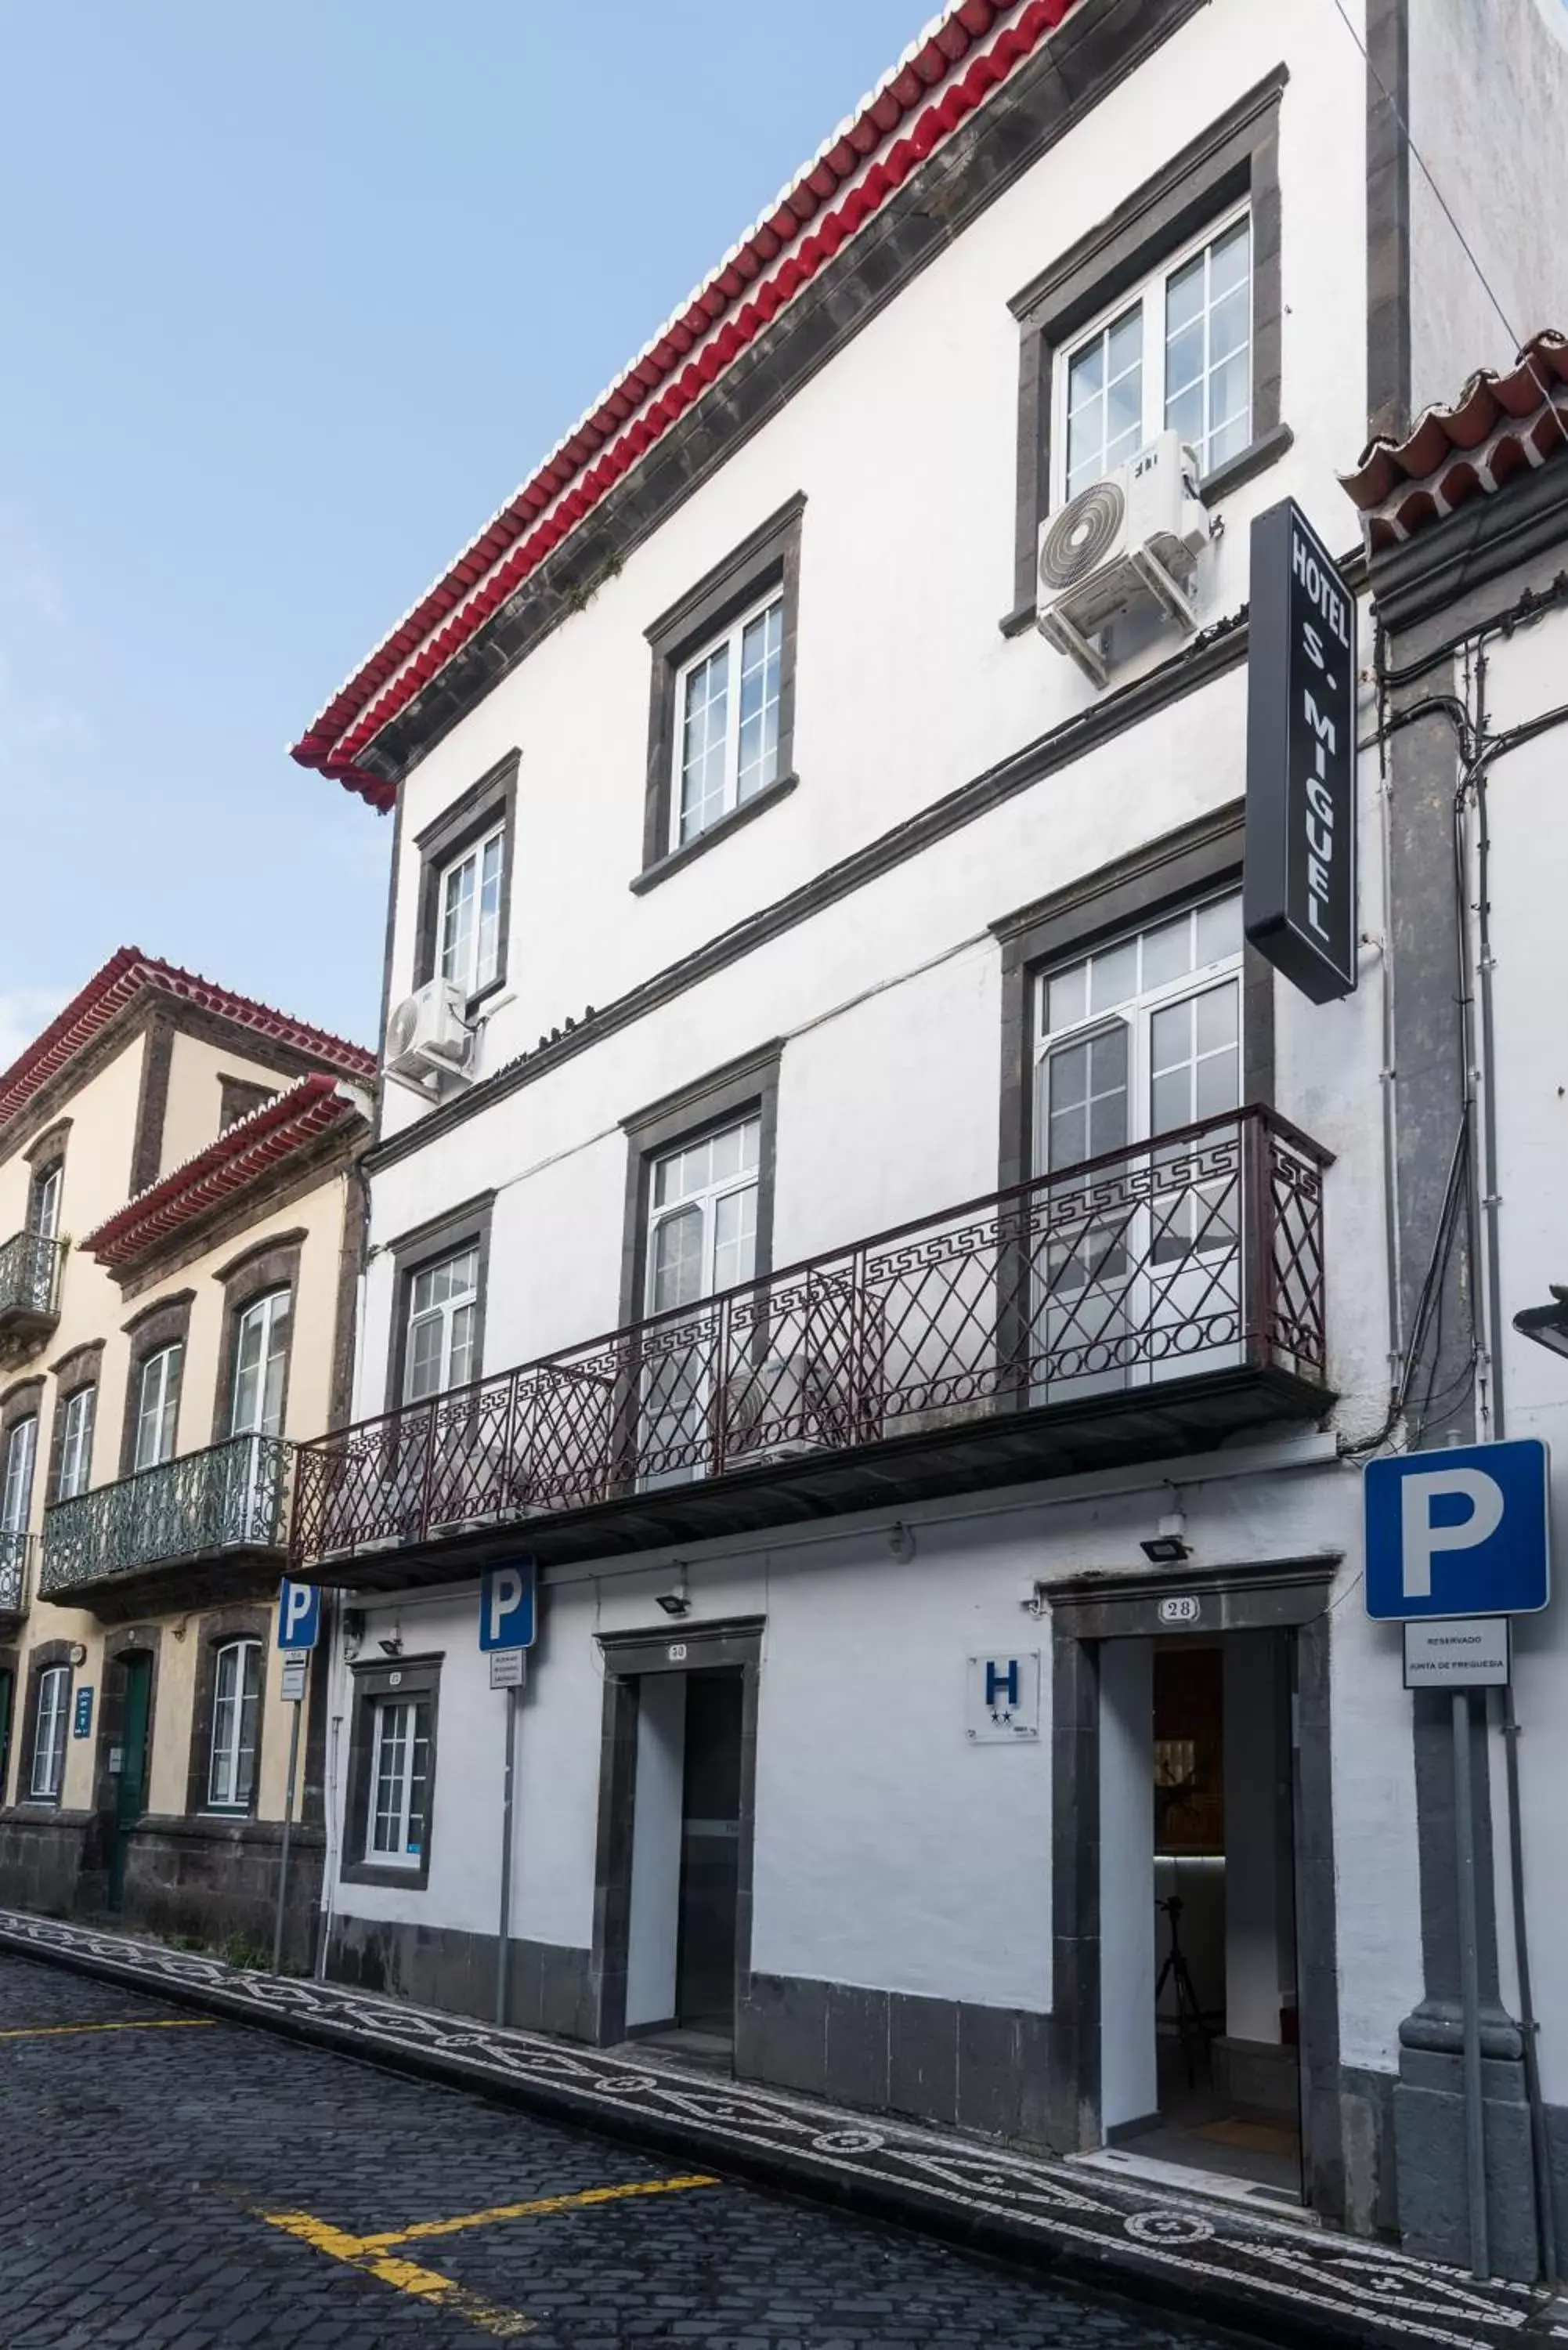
0 947 378 1138
80 1073 366 1269
1341 327 1568 551
291 0 1083 804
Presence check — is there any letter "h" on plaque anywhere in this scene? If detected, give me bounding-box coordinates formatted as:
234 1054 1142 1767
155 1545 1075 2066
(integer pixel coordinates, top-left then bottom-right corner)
986 1658 1020 1713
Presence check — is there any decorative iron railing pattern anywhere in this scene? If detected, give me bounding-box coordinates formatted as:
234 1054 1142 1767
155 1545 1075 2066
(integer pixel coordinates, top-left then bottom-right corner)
0 1530 34 1614
41 1434 293 1598
291 1108 1329 1571
0 1230 66 1326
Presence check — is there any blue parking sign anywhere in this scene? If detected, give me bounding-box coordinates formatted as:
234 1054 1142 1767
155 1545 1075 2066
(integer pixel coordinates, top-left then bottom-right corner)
480 1560 537 1651
1364 1440 1551 1620
276 1579 322 1650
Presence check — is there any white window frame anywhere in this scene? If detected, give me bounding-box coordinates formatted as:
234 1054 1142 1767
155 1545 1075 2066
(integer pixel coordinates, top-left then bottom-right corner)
31 1663 69 1800
367 1694 430 1867
56 1386 95 1502
230 1289 291 1439
1052 202 1252 506
403 1247 480 1405
645 1117 762 1318
207 1638 262 1812
2 1416 36 1536
132 1343 182 1473
30 1165 61 1241
670 588 786 852
437 822 505 1000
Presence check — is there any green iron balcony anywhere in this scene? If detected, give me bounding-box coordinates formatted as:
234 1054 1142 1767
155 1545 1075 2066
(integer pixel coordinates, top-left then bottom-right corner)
40 1433 294 1625
0 1529 33 1620
0 1229 67 1350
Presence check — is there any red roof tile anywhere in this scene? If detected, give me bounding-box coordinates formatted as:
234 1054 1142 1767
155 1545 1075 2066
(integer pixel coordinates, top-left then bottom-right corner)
1340 330 1568 552
80 1074 367 1271
291 0 1085 808
0 948 378 1137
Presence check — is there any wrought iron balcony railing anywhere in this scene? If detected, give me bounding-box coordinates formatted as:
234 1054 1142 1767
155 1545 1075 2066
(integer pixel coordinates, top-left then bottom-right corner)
41 1433 294 1600
0 1529 34 1615
0 1228 67 1333
291 1105 1330 1571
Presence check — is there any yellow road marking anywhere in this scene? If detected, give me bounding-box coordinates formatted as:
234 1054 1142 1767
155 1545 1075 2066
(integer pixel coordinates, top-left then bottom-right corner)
0 2017 218 2040
258 2211 533 2339
356 2171 720 2251
256 2172 718 2339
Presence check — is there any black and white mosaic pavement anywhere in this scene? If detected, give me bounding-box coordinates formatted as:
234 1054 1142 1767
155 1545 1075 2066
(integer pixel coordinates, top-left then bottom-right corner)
0 1907 1559 2350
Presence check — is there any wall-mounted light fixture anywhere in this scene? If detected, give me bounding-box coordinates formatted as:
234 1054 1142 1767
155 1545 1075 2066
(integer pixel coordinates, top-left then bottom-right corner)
655 1565 690 1618
1140 1507 1191 1566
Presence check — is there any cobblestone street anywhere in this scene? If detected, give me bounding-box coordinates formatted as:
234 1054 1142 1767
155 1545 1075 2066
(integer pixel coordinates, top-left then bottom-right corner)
0 1952 1253 2350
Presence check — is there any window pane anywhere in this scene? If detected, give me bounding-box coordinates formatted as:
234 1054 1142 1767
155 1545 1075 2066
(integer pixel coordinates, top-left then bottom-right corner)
447 1300 475 1390
736 600 782 804
1194 982 1238 1057
1089 939 1138 1013
1196 894 1242 964
1165 216 1251 469
1209 214 1250 295
439 849 476 987
712 1186 757 1293
678 641 730 844
1046 964 1086 1033
651 1206 703 1314
1087 1027 1129 1157
406 1699 431 1857
406 1314 444 1402
1142 913 1194 991
2 1417 35 1533
1197 1045 1241 1119
1150 998 1193 1077
475 832 504 991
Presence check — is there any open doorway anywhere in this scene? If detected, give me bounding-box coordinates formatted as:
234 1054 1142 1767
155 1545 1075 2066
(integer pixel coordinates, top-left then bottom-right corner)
623 1665 746 2067
1098 1628 1302 2204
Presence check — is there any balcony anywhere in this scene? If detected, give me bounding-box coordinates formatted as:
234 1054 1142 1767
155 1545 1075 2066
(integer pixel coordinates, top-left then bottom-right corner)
0 1531 34 1625
292 1107 1333 1588
40 1434 294 1624
0 1229 67 1353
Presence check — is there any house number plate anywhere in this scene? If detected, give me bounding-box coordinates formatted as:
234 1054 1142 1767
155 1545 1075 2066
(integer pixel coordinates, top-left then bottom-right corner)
1158 1595 1202 1626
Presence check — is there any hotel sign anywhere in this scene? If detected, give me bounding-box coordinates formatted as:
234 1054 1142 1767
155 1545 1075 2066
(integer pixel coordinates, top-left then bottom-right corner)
1244 499 1358 1003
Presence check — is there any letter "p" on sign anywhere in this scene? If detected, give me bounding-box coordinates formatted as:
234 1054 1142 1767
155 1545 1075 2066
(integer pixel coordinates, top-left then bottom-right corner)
480 1559 537 1651
1364 1441 1551 1622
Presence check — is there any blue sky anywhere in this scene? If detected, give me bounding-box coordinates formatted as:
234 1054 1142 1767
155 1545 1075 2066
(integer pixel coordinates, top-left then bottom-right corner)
0 0 927 1062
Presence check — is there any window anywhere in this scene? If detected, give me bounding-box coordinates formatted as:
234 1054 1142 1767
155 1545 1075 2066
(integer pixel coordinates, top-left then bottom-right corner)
673 593 785 849
2 1416 36 1535
640 496 804 884
403 1247 479 1402
438 824 505 998
230 1289 291 1438
56 1385 96 1501
28 1164 60 1241
367 1694 431 1865
647 1119 761 1314
1058 211 1251 502
219 1076 276 1132
207 1640 262 1810
31 1664 68 1800
132 1343 182 1472
1035 893 1243 1171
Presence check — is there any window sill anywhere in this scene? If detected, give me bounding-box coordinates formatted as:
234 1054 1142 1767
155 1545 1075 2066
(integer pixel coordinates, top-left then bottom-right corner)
630 773 798 896
340 1855 432 1891
999 423 1295 639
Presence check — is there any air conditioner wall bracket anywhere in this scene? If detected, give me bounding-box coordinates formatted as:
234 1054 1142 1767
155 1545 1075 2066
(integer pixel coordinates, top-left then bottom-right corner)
1038 606 1111 689
1129 543 1200 635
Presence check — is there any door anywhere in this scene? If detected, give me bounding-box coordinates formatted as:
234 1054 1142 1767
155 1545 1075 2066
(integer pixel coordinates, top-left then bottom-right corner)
674 1670 745 2031
107 1654 153 1912
641 1119 760 1488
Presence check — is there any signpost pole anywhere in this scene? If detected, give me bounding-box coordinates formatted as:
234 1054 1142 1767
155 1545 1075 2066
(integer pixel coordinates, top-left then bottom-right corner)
272 1683 303 1977
494 1681 518 2026
1451 1688 1490 2282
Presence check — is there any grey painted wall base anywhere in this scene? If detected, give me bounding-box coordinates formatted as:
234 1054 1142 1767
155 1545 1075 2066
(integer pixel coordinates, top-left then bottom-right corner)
0 1810 92 1918
739 1969 1053 2144
1394 2047 1540 2280
1340 2064 1400 2240
327 1913 594 2039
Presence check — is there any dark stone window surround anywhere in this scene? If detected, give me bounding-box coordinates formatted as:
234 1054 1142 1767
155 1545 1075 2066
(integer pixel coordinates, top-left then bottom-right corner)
1002 67 1290 637
616 1041 783 1332
341 1651 443 1890
208 1230 307 1446
1364 0 1411 444
381 1194 496 1414
590 1618 762 2048
636 495 805 891
411 750 520 1017
16 1638 74 1810
185 1604 272 1819
45 1343 104 1506
992 801 1274 1195
117 1290 197 1480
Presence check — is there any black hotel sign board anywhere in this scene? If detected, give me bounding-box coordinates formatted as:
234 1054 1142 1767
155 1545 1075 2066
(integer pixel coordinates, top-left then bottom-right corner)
1244 499 1358 1003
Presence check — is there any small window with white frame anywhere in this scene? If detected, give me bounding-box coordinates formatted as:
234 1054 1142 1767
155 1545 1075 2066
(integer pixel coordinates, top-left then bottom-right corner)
31 1663 69 1801
132 1343 182 1473
403 1246 479 1403
56 1384 96 1502
207 1638 262 1811
1056 208 1252 504
437 822 505 1000
367 1692 432 1865
673 591 785 851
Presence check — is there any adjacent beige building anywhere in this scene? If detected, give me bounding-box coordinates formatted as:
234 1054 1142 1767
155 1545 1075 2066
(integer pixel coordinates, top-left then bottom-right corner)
0 949 373 1962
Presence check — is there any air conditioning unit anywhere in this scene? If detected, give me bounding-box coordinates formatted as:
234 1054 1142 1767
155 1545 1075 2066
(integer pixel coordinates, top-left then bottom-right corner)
1037 432 1211 687
722 1353 849 1465
385 979 474 1096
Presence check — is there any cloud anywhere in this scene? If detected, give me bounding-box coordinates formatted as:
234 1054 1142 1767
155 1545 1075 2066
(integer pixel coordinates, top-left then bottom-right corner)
0 986 67 1075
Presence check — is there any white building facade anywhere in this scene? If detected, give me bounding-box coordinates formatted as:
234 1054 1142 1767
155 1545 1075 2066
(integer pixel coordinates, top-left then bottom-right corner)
287 0 1568 2271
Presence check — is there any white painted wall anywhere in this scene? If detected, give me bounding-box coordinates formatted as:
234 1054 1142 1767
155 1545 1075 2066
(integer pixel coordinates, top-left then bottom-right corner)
1100 1636 1156 2131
